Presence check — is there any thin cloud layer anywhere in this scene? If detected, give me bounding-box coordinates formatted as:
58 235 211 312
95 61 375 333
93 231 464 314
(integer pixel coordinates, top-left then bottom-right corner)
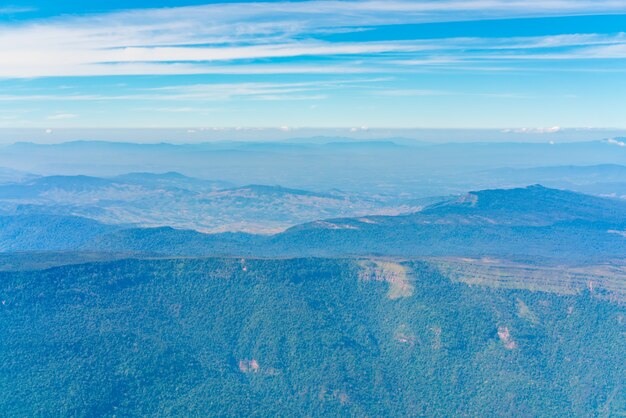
1 1 626 128
1 1 626 77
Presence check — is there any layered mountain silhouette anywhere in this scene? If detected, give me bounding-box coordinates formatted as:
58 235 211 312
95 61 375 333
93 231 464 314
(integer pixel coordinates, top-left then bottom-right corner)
2 185 624 262
0 173 410 233
1 185 625 416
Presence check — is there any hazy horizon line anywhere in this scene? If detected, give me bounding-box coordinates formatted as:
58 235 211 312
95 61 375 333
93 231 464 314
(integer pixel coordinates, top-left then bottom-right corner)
0 126 625 145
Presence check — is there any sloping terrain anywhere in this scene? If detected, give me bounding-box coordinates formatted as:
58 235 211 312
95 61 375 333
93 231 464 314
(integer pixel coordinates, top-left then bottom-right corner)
2 186 625 263
469 164 626 198
419 184 626 225
270 185 626 261
0 258 623 416
1 184 625 416
0 174 422 233
429 257 626 301
0 215 120 251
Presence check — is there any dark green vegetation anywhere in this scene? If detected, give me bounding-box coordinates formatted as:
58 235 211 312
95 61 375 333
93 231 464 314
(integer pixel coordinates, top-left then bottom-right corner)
3 139 626 233
1 183 624 416
269 185 626 262
1 258 624 416
0 215 119 251
2 185 624 263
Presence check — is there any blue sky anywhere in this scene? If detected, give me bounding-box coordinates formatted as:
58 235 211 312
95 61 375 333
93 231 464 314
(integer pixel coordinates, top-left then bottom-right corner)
1 1 626 131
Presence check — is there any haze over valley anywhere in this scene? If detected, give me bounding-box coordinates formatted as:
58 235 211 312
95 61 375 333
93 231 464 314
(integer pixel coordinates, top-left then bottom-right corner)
2 0 626 416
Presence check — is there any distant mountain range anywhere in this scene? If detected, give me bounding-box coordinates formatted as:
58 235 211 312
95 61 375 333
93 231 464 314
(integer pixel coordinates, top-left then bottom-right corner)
269 185 626 262
2 185 624 264
0 173 425 233
2 139 625 195
2 183 625 416
470 164 626 198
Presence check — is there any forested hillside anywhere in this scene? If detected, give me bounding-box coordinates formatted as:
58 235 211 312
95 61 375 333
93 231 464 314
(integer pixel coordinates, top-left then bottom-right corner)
4 1 626 416
1 258 624 416
2 186 624 263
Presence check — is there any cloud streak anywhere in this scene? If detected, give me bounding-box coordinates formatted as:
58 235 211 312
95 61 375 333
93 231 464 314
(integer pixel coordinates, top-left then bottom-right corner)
0 79 385 102
1 1 626 78
0 6 35 14
46 113 78 120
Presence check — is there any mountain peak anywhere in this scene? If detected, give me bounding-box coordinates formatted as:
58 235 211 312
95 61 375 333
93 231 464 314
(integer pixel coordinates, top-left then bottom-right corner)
419 185 626 225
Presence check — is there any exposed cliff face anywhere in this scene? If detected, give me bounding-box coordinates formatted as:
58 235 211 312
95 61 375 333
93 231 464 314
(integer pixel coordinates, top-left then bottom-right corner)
0 257 623 417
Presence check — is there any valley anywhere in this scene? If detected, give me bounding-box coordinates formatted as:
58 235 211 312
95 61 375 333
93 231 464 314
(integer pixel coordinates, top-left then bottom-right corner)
0 172 432 233
1 141 625 417
3 1 626 415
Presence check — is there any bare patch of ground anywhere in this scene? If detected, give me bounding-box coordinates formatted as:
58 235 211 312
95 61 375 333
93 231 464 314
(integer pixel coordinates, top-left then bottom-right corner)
497 326 517 350
429 257 626 302
358 260 413 299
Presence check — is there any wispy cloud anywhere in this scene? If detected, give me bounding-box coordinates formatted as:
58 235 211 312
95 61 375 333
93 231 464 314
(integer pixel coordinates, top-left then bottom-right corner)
605 138 626 146
376 89 535 99
2 1 626 78
502 126 562 134
0 79 384 102
46 113 78 120
0 6 35 14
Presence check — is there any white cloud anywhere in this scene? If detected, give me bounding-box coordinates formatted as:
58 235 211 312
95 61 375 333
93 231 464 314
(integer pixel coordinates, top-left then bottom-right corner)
0 6 35 14
1 1 626 78
46 113 78 120
503 126 562 133
0 78 384 102
606 138 626 147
